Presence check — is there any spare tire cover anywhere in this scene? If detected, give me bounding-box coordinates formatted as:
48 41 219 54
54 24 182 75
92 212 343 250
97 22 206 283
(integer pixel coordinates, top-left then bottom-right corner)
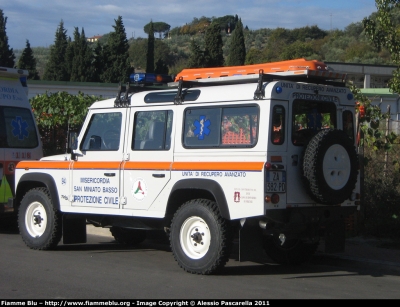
302 129 358 205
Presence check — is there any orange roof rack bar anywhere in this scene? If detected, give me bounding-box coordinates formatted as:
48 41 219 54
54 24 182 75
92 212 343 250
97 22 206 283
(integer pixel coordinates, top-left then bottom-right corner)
175 58 329 82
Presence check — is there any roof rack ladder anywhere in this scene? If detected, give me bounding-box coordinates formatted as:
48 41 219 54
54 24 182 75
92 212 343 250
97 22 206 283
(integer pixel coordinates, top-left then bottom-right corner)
253 69 265 100
114 82 131 107
122 82 130 107
174 77 184 105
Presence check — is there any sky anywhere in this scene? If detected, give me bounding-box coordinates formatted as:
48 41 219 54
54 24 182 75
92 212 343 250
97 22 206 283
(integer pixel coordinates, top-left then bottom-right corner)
2 0 378 50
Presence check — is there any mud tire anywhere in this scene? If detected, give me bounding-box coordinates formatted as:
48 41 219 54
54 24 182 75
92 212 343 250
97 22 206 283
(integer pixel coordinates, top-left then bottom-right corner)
18 187 62 250
170 199 232 275
302 129 358 204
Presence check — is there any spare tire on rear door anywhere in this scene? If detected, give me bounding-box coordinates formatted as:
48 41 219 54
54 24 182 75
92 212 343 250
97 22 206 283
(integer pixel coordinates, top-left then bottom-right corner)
302 129 358 205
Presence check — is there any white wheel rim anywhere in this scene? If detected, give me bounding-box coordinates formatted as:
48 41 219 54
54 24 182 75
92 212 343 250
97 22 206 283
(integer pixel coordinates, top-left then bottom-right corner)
25 202 47 238
180 216 211 259
322 144 351 190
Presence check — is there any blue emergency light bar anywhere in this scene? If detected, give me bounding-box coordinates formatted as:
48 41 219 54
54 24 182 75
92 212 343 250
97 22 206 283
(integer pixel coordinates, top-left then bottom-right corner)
130 73 173 85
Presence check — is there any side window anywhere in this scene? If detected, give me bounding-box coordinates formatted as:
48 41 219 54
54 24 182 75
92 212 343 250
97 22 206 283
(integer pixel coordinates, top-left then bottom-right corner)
81 112 122 151
292 100 336 146
132 110 173 150
184 106 258 148
184 108 221 147
343 110 354 141
221 107 258 146
271 105 285 145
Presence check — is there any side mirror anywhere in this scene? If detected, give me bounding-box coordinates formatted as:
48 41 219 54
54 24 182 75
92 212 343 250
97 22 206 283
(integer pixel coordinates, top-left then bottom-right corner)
68 131 78 152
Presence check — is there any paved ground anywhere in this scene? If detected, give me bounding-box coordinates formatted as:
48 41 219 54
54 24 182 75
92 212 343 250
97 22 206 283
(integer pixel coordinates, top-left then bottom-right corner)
87 225 400 267
319 236 400 266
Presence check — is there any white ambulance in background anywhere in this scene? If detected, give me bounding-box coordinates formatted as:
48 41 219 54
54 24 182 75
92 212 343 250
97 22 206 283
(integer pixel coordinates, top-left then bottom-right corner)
0 67 43 215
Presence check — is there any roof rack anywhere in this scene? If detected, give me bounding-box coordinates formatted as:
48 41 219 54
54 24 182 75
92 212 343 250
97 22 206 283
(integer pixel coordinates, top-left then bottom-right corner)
170 69 347 104
174 58 330 81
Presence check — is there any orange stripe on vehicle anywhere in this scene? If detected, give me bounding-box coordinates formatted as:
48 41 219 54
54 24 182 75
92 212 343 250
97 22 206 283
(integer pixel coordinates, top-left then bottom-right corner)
72 161 122 169
172 162 264 171
124 161 172 170
16 161 71 169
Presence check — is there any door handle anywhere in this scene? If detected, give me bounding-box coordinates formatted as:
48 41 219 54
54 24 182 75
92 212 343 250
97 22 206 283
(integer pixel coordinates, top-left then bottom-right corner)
152 174 165 178
104 173 115 177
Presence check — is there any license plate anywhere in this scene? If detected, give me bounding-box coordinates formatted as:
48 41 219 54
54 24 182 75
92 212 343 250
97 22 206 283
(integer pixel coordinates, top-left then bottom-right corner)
266 171 286 192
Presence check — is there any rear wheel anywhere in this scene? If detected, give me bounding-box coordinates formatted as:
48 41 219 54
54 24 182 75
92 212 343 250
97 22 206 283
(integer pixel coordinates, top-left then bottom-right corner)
110 227 147 245
18 187 62 250
170 199 232 275
263 236 319 265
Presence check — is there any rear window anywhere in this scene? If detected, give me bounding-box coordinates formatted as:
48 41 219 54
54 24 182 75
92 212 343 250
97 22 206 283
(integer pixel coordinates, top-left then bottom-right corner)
292 100 336 146
0 107 39 148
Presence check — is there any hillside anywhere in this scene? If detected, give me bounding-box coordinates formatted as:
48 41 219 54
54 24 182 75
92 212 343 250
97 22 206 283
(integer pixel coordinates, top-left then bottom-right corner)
13 14 392 78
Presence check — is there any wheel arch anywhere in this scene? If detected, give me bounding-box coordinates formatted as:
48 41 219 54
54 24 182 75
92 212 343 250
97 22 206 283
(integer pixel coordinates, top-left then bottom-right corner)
16 173 61 210
166 179 230 221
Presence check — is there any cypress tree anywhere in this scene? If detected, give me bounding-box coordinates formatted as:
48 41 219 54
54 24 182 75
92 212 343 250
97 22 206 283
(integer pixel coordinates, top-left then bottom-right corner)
70 28 94 82
92 41 105 82
154 58 168 74
146 21 155 73
0 9 15 67
188 39 205 68
17 40 40 80
101 16 132 83
204 22 224 67
43 20 69 81
226 18 246 66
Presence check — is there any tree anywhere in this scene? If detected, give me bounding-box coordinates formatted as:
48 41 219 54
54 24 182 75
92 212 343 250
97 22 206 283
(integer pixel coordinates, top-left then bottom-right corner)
0 9 15 67
226 18 246 66
144 21 171 39
146 21 155 73
92 41 105 82
187 39 205 68
213 15 238 34
69 28 94 82
204 22 224 67
363 0 400 94
17 40 40 80
101 16 132 83
129 38 172 72
154 58 169 74
43 20 69 81
281 41 314 60
245 48 263 64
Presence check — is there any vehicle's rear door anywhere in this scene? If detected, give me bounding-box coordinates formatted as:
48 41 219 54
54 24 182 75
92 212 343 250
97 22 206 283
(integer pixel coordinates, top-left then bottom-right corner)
122 108 173 210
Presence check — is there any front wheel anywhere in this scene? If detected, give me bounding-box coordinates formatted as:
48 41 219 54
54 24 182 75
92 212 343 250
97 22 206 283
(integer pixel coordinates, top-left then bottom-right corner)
18 187 62 250
170 199 232 275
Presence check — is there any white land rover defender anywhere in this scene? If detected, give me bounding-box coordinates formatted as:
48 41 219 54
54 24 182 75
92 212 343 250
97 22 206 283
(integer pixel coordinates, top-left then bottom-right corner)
15 59 360 274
